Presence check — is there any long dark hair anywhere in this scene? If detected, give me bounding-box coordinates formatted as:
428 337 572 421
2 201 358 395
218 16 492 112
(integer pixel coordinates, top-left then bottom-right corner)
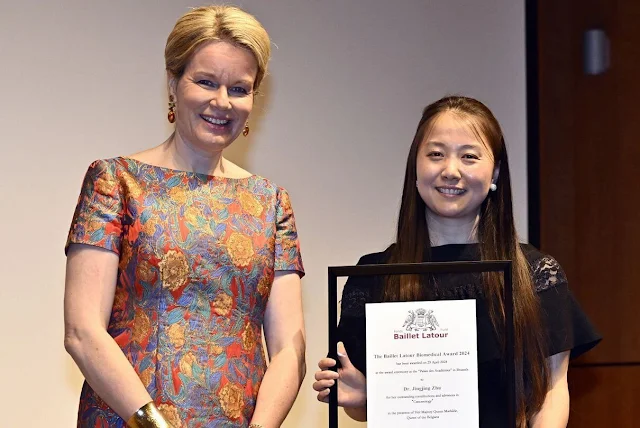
385 96 548 426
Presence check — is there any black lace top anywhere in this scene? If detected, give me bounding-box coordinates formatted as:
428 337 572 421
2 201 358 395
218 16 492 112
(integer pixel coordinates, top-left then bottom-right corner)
336 243 601 427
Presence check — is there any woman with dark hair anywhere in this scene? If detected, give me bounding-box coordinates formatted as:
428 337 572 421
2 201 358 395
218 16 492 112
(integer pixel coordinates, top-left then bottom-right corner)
312 96 600 427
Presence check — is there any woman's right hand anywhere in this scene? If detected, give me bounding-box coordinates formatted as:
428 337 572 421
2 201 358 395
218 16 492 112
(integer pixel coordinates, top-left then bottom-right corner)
312 342 367 408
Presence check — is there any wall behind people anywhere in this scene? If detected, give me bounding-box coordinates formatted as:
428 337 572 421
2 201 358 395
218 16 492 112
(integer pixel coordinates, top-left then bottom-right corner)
0 0 526 426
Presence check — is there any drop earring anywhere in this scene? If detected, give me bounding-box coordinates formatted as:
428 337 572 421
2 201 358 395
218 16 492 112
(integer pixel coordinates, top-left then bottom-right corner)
168 95 176 124
242 122 250 136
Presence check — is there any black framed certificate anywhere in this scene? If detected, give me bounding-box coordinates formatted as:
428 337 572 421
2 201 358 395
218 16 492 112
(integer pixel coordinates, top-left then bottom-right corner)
327 261 515 428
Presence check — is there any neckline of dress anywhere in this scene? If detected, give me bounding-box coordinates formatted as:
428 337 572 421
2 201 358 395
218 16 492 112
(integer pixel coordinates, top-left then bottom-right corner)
118 156 256 181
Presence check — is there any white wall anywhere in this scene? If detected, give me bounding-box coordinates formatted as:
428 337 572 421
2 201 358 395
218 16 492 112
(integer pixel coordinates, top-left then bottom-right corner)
0 0 526 426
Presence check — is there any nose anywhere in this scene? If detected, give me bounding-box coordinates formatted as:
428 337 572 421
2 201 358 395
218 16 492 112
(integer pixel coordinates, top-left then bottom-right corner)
441 157 461 181
211 87 231 110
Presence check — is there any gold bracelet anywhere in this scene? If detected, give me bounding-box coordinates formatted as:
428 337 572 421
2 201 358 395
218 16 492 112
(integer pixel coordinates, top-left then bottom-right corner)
127 401 172 428
248 424 264 428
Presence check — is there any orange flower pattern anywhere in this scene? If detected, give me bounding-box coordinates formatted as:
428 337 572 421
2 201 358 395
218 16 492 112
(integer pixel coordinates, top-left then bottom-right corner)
158 403 182 428
257 275 273 298
132 309 151 345
213 293 233 317
65 157 304 426
218 383 245 419
158 250 190 291
227 232 254 267
241 322 257 351
167 323 186 349
238 191 264 217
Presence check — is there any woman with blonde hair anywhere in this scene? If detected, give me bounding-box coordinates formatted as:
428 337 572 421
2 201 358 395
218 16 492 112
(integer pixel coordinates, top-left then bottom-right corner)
64 6 305 427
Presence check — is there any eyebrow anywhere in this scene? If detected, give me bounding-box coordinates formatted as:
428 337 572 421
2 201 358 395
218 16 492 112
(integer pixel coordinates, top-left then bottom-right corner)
426 141 482 150
192 71 254 86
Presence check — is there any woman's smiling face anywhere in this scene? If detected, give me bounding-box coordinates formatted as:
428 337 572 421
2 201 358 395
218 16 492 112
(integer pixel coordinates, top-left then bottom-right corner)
416 111 498 223
169 40 258 153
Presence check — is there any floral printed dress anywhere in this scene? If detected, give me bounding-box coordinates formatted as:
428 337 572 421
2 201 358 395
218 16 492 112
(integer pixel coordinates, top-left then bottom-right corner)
66 157 304 427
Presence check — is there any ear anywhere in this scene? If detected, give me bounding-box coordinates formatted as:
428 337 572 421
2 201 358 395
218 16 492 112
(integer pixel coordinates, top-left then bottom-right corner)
492 161 501 185
167 72 178 100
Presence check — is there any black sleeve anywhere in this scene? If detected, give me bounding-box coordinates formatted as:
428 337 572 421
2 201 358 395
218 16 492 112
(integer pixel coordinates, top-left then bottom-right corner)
533 255 602 359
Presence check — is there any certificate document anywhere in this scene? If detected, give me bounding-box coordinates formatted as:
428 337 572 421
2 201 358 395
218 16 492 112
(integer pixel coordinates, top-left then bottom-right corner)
365 300 479 427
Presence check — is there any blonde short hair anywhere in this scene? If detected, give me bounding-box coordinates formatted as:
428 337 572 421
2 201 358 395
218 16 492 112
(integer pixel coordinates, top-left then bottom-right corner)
165 5 271 90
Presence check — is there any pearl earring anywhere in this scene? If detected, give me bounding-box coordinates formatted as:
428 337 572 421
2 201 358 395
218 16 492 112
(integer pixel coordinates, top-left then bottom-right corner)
490 183 497 192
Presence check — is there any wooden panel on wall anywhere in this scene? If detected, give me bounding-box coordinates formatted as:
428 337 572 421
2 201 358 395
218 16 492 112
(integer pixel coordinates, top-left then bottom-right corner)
538 0 640 425
538 0 640 364
571 0 640 363
568 366 640 427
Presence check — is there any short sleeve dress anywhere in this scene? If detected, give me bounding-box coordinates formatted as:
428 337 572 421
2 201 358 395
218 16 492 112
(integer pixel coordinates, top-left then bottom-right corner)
66 157 304 427
336 243 601 428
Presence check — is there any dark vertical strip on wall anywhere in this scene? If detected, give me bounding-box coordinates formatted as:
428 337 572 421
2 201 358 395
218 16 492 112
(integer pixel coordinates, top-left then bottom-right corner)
525 0 541 248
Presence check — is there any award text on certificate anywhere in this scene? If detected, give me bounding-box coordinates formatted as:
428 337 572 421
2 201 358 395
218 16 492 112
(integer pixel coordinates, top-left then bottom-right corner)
365 300 479 427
